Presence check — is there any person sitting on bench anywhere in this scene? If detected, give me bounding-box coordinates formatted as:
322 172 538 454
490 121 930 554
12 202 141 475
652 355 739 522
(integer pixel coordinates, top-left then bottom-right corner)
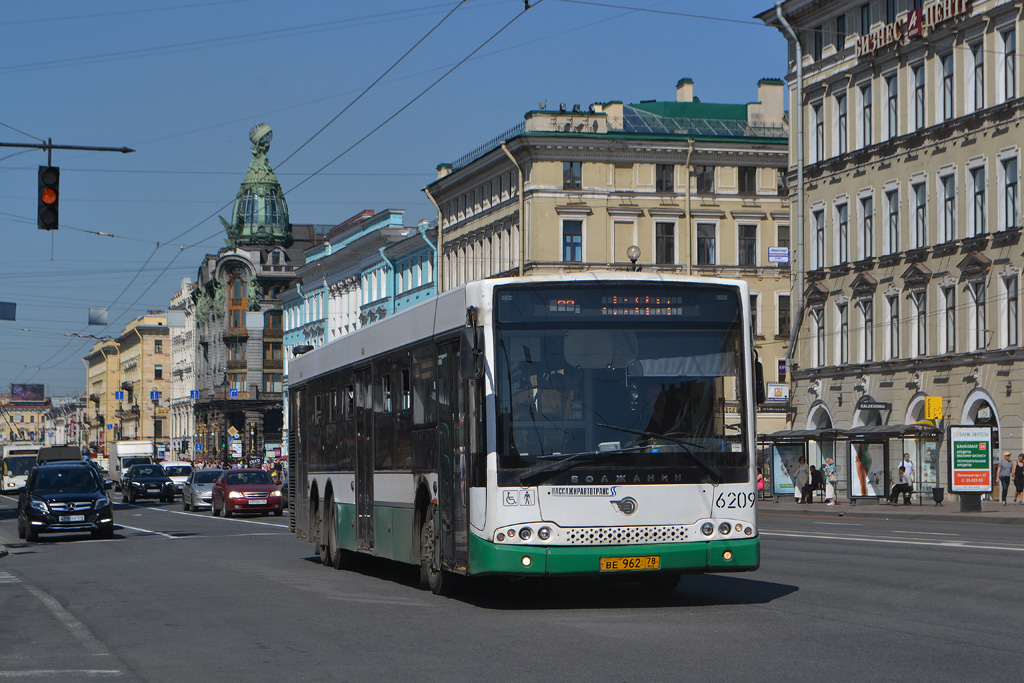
889 466 913 505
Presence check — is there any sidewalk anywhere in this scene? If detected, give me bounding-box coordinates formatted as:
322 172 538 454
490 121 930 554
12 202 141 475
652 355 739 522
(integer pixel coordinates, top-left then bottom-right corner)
759 493 1024 525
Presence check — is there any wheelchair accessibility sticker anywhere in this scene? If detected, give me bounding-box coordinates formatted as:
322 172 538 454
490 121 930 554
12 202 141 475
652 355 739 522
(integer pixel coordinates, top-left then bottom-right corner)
502 489 536 506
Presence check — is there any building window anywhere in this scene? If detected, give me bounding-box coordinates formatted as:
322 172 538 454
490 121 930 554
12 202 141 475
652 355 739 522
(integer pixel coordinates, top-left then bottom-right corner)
813 25 824 61
154 340 163 354
860 83 873 147
941 174 957 242
778 294 791 338
813 210 825 269
813 103 824 163
750 293 760 337
1004 29 1017 102
970 42 984 112
971 165 987 235
887 295 900 359
154 364 163 380
1007 276 1019 347
263 373 283 394
812 308 825 367
835 13 847 50
885 0 896 23
860 195 874 258
562 220 583 262
837 203 849 263
777 169 788 196
886 74 898 139
1002 157 1018 230
913 291 927 356
696 223 716 265
941 53 954 121
778 224 790 251
655 164 673 193
861 3 871 34
913 182 927 248
562 161 581 190
738 167 757 195
739 224 757 267
913 63 926 130
839 302 849 364
861 299 874 363
655 222 675 264
886 189 899 254
970 281 987 351
694 165 714 193
944 286 956 353
836 94 848 155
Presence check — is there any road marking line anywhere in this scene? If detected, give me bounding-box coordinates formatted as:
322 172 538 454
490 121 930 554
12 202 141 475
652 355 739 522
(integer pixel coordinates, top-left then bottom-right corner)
762 530 1024 552
890 530 958 536
116 524 179 539
0 571 20 583
0 671 122 678
25 586 111 657
148 506 290 528
810 521 864 526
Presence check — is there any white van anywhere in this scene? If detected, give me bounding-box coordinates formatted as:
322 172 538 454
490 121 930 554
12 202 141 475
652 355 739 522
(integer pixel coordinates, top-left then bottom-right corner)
160 461 194 497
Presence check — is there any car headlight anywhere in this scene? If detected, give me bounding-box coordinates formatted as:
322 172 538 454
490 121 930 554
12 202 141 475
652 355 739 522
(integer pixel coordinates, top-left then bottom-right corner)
131 481 145 488
30 499 48 513
95 497 110 510
269 490 281 498
228 491 245 499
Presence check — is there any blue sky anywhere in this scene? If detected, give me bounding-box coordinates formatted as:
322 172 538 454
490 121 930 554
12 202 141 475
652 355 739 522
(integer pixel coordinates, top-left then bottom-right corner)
0 0 787 396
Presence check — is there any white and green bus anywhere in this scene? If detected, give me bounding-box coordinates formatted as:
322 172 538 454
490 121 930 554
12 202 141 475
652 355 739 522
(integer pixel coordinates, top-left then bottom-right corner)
1 442 42 494
288 272 764 593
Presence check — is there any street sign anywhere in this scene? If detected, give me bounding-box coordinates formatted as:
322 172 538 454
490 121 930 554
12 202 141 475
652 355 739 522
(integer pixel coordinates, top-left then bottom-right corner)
228 426 239 438
766 382 789 402
229 388 239 398
768 246 790 264
190 390 200 399
114 391 124 401
150 390 160 402
194 443 203 452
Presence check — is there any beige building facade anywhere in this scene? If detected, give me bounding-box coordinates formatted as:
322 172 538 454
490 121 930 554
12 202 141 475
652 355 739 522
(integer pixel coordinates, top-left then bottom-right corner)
425 78 793 433
763 0 1023 499
84 339 121 455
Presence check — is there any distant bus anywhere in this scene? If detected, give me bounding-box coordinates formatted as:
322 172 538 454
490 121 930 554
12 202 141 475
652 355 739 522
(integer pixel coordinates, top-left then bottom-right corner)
288 272 764 594
1 442 42 493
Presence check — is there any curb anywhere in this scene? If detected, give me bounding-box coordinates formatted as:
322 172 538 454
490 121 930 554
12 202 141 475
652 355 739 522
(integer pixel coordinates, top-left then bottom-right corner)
759 500 1024 525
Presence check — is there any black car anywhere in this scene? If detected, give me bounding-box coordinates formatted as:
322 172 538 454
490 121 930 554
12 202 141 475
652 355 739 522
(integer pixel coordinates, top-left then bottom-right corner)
121 464 174 504
17 461 114 542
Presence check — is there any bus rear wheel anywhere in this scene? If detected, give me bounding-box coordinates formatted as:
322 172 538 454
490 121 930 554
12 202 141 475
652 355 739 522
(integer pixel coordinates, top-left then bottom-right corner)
312 499 329 566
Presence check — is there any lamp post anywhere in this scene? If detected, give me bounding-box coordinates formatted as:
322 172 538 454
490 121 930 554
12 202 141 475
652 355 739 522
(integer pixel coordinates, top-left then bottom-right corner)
151 387 159 460
216 375 229 468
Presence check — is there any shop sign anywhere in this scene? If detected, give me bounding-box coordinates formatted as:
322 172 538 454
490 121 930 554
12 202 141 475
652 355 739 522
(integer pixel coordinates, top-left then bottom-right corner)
949 425 992 493
766 382 790 402
924 396 943 420
856 0 972 58
857 400 891 411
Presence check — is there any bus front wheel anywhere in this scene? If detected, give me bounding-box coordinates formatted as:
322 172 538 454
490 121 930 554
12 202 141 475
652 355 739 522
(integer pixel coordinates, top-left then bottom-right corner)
420 505 455 595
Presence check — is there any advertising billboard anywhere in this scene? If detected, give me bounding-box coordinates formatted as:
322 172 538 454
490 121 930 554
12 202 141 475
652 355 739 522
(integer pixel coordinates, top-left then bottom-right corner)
949 426 993 493
10 384 45 402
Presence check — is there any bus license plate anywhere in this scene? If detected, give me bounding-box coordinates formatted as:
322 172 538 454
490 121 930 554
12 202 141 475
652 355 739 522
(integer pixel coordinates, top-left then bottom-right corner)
59 515 86 523
600 556 660 571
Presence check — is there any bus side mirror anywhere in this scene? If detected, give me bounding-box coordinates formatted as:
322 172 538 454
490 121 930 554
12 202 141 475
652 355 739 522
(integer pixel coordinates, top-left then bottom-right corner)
461 326 484 380
755 358 766 405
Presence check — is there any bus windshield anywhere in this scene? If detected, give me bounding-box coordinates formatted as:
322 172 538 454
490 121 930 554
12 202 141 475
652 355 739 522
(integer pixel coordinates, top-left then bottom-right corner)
494 282 750 485
4 455 37 477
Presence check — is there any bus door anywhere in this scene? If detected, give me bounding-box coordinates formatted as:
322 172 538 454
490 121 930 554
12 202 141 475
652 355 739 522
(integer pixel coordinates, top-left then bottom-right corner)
355 366 374 552
437 343 469 570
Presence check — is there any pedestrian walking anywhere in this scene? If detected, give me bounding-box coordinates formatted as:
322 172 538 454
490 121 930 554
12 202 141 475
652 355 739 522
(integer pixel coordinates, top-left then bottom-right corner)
997 452 1013 505
794 455 808 504
823 457 837 505
1013 454 1024 505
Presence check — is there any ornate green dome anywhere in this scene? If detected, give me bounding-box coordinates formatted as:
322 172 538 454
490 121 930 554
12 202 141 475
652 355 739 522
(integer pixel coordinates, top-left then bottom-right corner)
221 123 291 246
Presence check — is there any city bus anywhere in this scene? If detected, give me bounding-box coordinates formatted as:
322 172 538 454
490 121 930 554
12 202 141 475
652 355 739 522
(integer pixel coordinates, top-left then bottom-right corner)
1 442 42 494
288 272 764 593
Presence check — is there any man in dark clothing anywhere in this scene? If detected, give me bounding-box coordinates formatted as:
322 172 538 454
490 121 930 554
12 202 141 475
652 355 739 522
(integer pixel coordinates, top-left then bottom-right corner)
801 465 823 503
889 466 913 505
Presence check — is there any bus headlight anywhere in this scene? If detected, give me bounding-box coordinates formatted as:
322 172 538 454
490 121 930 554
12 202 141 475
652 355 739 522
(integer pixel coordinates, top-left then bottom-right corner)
537 527 551 541
701 522 714 536
718 522 731 535
519 527 532 541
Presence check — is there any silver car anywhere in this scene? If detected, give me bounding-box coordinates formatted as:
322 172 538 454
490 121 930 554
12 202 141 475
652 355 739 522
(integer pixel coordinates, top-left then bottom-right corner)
182 469 224 511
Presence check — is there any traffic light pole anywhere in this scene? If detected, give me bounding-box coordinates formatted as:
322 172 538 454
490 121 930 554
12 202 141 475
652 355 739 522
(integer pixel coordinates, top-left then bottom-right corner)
0 139 135 161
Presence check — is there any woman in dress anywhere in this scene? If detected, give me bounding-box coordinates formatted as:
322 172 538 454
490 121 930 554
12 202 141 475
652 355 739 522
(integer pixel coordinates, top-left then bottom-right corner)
1013 454 1024 504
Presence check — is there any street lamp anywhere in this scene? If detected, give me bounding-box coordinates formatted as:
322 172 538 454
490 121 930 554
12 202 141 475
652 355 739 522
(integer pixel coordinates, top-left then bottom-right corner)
216 375 229 467
151 386 159 460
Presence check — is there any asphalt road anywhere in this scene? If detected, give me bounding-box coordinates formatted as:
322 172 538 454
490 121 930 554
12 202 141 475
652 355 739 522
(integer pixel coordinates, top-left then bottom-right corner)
0 495 1020 682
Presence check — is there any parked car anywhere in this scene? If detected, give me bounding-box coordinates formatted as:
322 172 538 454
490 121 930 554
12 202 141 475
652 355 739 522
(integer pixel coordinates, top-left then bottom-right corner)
182 468 224 511
211 468 284 517
160 461 194 497
121 464 174 504
17 461 114 541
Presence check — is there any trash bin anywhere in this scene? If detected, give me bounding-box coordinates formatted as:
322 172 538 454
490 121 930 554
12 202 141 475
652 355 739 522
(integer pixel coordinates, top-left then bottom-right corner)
932 487 944 506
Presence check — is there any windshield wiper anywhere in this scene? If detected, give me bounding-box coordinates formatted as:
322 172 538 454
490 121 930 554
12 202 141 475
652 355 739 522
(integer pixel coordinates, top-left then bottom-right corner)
519 447 642 487
596 423 724 484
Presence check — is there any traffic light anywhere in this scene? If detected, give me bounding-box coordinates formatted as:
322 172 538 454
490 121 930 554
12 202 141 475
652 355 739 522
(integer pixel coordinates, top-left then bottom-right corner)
38 166 59 230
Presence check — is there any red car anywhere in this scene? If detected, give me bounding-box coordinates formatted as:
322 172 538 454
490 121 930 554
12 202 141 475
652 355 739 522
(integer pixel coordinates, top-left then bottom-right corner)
211 469 284 517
